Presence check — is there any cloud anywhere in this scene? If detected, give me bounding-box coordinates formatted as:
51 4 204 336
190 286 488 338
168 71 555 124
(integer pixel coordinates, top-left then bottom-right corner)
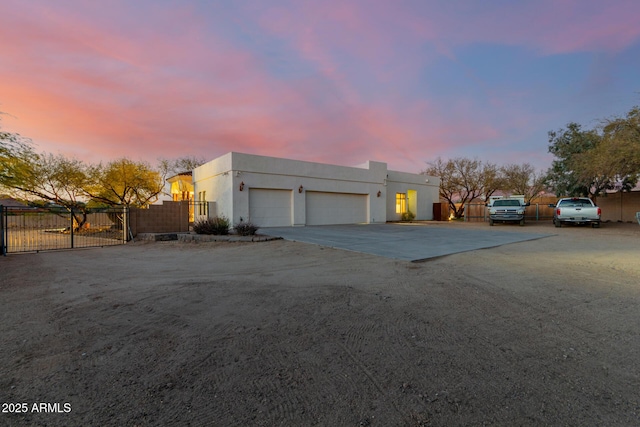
1 0 638 174
419 0 640 55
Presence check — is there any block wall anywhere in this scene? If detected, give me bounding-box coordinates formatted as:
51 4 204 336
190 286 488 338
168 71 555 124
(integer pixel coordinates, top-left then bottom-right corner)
129 201 190 236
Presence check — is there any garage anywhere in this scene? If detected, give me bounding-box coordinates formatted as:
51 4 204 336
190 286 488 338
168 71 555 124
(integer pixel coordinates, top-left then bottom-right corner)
249 189 292 227
305 191 368 225
193 152 440 227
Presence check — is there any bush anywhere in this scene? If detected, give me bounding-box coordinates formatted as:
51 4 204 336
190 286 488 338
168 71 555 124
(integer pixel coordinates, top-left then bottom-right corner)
193 216 230 235
234 221 259 236
401 210 415 221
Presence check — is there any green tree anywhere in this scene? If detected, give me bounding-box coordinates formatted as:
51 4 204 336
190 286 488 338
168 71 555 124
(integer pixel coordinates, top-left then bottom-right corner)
545 123 608 197
87 158 164 207
0 114 34 186
546 107 640 197
2 152 91 228
598 106 640 189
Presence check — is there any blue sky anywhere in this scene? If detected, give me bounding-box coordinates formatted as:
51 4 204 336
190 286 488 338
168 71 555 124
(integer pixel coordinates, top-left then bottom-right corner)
1 0 639 173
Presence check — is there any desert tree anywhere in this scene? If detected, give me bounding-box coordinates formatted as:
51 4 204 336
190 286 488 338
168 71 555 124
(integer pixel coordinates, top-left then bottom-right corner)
86 158 164 207
0 113 34 187
501 163 547 203
545 123 609 197
423 157 499 219
546 106 640 197
479 162 503 202
596 106 640 190
2 151 92 228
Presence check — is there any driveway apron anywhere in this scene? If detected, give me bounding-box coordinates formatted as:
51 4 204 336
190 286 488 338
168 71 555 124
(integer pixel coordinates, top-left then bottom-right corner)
267 223 552 262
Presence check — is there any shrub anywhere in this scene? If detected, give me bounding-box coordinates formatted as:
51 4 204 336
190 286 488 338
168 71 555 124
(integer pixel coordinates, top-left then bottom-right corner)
401 210 415 221
193 216 230 235
234 221 259 236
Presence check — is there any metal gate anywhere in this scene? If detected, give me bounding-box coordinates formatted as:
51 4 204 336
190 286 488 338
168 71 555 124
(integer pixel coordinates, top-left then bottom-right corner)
1 205 129 255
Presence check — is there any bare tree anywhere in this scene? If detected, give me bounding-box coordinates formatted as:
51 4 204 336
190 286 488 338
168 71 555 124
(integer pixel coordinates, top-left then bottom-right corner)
158 155 206 198
424 157 498 219
501 163 547 203
158 155 206 177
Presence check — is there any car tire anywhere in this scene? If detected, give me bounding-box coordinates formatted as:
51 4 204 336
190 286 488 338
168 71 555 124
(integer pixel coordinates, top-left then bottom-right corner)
489 219 494 226
592 222 600 228
555 220 561 228
519 219 525 226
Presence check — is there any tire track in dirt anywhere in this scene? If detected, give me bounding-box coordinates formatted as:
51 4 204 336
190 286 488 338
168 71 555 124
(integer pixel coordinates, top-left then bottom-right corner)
336 339 412 424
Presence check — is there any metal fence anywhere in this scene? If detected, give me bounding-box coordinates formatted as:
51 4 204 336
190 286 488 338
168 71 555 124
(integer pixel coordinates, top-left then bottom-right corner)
1 205 129 255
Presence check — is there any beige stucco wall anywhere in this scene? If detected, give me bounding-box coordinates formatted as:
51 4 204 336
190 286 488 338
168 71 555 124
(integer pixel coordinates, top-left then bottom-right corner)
386 170 441 221
193 152 440 226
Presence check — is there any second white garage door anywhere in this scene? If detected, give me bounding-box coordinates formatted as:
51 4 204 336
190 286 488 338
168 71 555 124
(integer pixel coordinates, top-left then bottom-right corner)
249 189 292 227
305 191 368 225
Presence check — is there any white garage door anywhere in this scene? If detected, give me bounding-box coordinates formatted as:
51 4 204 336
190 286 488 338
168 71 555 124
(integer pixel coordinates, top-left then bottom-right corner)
306 191 368 225
249 189 292 227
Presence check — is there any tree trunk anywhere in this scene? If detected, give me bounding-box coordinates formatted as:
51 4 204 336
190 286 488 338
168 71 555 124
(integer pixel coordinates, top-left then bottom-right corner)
71 210 88 231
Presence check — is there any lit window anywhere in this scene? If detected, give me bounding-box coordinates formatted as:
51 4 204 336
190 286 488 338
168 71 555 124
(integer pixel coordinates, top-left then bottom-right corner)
198 191 206 215
396 193 407 214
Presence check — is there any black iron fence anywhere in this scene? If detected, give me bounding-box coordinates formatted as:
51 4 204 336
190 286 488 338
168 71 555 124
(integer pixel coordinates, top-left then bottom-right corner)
1 205 129 255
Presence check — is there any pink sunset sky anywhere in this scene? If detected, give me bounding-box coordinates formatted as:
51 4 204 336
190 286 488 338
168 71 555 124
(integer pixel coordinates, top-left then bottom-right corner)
1 0 639 173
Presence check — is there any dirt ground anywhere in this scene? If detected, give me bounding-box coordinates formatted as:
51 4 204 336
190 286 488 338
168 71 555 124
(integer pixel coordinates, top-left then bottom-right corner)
1 221 639 426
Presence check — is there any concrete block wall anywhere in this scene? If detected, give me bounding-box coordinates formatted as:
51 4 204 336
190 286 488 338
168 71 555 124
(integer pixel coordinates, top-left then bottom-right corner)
129 201 190 236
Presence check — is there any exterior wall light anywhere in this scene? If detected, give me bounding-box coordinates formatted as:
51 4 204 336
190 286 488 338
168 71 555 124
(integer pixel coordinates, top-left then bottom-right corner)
298 185 304 193
239 181 245 191
377 191 382 197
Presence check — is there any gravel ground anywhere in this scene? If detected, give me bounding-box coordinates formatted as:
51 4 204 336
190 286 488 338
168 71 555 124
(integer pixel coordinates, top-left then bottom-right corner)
1 221 639 426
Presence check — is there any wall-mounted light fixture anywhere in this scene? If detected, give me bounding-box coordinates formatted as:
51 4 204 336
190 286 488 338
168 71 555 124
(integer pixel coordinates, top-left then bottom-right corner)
425 178 429 183
298 185 304 193
377 190 382 197
239 181 245 191
236 171 241 177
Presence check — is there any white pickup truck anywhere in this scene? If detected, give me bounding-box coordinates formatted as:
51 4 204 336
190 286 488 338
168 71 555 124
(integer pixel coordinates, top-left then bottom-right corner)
486 196 529 226
550 197 601 228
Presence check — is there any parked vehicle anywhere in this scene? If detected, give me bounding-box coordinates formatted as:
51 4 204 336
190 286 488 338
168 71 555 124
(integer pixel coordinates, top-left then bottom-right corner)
549 197 601 228
486 196 529 226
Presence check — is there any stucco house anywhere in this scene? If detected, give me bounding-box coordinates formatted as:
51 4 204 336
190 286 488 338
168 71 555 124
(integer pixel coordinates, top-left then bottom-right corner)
167 172 194 202
192 152 440 227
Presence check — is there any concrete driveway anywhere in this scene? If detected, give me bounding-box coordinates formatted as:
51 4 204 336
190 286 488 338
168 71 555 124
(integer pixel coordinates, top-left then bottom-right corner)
267 223 552 262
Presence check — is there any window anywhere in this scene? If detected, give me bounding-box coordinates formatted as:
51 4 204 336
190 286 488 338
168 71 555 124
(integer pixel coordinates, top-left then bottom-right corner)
494 200 520 207
198 191 206 215
396 193 407 214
